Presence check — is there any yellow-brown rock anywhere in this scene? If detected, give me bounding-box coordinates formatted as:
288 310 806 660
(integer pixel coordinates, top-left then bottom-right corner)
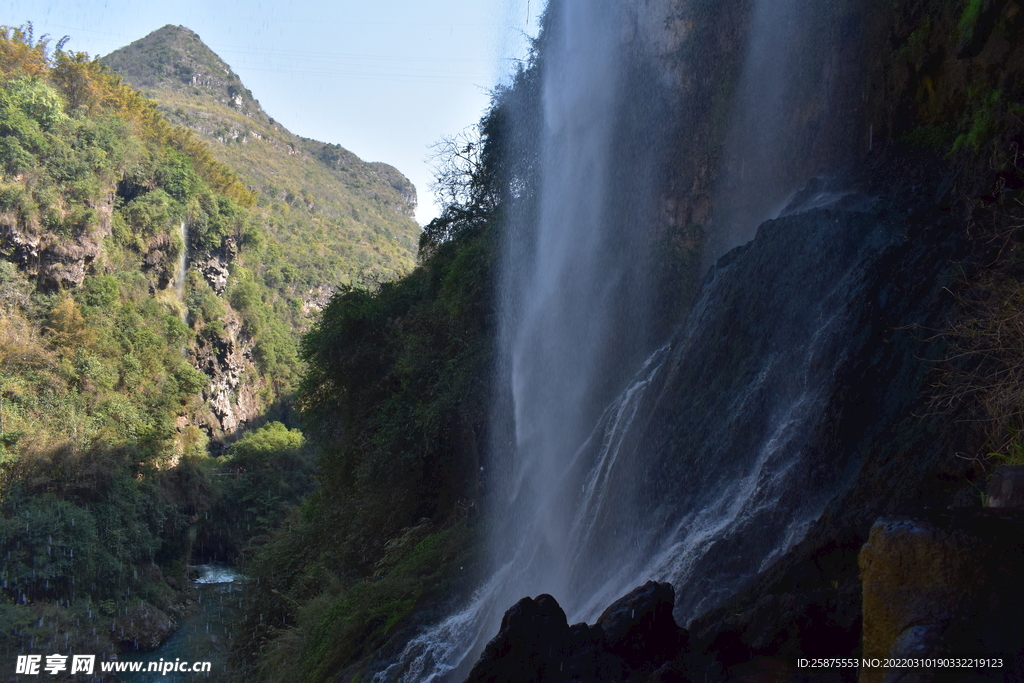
859 511 1024 683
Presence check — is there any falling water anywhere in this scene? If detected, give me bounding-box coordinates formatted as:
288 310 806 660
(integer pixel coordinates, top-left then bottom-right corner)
380 1 661 679
706 0 802 259
707 0 860 261
500 0 649 606
176 221 188 321
380 0 865 679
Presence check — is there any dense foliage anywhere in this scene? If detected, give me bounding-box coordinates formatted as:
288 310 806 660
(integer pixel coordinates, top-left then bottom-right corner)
0 24 315 660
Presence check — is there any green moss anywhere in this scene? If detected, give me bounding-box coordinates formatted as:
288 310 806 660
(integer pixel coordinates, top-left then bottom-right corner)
902 123 957 148
952 89 1001 153
957 0 984 44
896 17 932 65
284 521 479 683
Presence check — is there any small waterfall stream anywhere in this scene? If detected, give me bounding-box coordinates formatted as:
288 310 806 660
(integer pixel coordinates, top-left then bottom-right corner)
176 221 188 321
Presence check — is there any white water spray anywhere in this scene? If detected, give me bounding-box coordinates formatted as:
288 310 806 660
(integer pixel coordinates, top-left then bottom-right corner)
707 0 803 259
176 221 187 321
381 2 645 678
503 0 629 602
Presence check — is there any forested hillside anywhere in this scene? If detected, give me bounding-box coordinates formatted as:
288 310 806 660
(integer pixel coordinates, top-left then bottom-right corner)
101 25 420 295
0 24 340 667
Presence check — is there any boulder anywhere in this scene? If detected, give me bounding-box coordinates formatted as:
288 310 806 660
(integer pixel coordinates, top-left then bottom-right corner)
596 580 683 669
111 601 177 651
463 594 571 683
986 465 1024 508
562 622 631 682
858 510 1024 683
463 583 684 683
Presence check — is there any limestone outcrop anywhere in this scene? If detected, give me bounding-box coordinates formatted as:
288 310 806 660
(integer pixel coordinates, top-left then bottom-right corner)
0 193 114 289
192 309 262 446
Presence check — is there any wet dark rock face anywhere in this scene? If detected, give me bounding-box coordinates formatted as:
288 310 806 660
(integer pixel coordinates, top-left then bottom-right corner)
549 159 972 627
464 162 996 682
636 175 981 680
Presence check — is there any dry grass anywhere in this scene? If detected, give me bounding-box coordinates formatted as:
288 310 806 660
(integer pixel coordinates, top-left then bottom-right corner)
932 206 1024 462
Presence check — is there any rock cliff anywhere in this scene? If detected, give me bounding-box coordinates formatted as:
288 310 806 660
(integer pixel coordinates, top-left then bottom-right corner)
0 192 113 289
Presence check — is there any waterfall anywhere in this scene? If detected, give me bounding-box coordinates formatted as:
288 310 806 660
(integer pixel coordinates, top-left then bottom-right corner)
380 1 662 679
500 0 649 607
176 221 188 321
379 0 866 679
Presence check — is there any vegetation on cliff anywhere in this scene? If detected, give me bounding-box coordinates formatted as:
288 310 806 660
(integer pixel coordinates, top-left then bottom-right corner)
0 24 318 661
872 0 1024 464
230 103 507 682
101 25 420 294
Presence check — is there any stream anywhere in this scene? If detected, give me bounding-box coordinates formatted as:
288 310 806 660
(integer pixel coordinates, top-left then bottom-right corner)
118 565 243 682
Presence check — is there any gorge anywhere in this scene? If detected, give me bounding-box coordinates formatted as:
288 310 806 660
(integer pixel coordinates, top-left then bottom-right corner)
3 0 1024 681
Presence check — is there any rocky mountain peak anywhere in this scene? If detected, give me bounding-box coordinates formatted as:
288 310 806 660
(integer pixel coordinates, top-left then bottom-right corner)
101 25 267 121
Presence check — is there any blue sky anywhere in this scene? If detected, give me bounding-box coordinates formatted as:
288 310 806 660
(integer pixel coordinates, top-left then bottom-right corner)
0 0 541 223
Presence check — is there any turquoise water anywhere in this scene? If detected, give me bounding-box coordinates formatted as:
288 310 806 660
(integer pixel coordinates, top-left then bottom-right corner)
118 565 243 682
